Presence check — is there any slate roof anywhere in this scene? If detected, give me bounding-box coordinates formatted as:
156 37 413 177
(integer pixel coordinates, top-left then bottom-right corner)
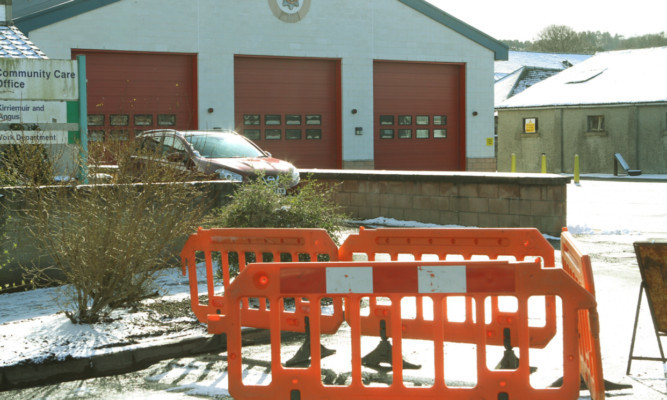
0 24 47 58
495 50 592 81
497 46 667 108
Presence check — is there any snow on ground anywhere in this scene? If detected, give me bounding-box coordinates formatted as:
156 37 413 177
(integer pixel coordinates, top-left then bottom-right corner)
1 177 666 399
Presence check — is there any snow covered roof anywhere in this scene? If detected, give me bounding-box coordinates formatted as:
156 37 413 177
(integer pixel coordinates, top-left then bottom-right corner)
497 46 667 109
0 24 47 59
495 50 592 80
495 66 561 105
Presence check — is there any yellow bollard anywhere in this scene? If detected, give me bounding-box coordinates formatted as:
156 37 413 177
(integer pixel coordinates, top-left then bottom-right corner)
574 154 580 184
511 153 516 173
541 153 547 173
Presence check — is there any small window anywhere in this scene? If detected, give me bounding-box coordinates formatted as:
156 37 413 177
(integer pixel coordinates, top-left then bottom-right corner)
434 115 447 125
416 129 429 139
434 129 447 138
306 114 322 125
286 114 302 125
587 115 605 132
379 129 394 139
158 114 176 126
88 114 104 126
398 115 412 125
379 115 394 126
244 114 260 125
398 129 412 139
110 114 129 126
89 130 105 142
286 129 302 140
265 114 281 125
416 115 429 125
244 129 261 140
134 114 153 126
523 117 538 134
265 129 281 140
110 129 129 141
306 129 321 139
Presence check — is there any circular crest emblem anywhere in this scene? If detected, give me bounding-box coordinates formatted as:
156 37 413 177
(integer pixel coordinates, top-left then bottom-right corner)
269 0 311 23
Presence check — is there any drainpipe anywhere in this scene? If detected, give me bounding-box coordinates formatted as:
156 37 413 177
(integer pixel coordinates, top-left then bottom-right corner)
0 0 11 26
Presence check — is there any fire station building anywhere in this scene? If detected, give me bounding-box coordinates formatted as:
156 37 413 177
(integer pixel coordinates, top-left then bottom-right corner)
14 0 507 171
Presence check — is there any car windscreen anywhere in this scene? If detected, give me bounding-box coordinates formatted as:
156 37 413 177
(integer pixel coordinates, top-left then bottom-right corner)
184 134 265 158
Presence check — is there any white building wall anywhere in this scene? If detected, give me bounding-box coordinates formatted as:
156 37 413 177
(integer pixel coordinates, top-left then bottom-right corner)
28 0 496 165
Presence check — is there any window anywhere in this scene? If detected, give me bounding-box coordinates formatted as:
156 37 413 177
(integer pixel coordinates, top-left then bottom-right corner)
416 129 429 139
243 129 261 140
265 114 281 125
587 115 605 132
416 115 429 125
286 115 302 125
379 115 394 125
306 114 322 125
244 114 260 125
110 114 129 126
88 114 104 126
158 114 176 126
265 129 281 140
434 129 447 138
398 129 412 139
286 129 302 140
434 115 447 125
134 114 153 126
523 117 538 134
398 115 412 125
379 129 394 139
306 129 322 140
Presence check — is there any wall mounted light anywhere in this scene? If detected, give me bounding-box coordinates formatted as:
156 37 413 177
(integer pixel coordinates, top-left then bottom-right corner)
351 109 358 114
207 107 214 113
472 111 478 116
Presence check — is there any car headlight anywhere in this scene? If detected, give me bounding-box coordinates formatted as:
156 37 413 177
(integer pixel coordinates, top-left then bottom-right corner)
215 169 243 182
290 168 300 186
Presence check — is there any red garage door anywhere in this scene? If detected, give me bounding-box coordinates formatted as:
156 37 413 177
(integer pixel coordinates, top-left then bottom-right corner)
373 61 464 171
234 56 341 169
72 50 197 142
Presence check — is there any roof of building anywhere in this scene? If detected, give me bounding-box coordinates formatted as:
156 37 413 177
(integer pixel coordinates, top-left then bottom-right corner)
495 51 591 80
497 46 667 109
12 0 509 61
0 24 47 58
494 66 561 105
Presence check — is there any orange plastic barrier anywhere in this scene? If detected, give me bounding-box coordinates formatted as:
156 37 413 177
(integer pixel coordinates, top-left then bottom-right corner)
214 259 598 400
338 228 558 347
561 228 605 400
180 227 343 334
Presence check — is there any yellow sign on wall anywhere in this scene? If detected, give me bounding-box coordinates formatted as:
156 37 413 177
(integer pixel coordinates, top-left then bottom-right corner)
524 118 537 133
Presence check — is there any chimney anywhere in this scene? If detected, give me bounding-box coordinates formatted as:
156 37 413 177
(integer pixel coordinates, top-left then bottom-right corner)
0 0 12 26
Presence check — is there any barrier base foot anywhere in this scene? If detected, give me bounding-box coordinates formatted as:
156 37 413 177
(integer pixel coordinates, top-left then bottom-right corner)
284 342 336 367
361 338 421 372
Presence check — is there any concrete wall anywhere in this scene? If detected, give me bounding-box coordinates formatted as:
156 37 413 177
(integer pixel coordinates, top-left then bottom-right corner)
26 0 497 169
497 104 667 174
301 169 568 237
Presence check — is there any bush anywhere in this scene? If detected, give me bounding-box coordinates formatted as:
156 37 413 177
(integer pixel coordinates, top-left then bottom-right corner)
16 141 209 323
206 174 347 244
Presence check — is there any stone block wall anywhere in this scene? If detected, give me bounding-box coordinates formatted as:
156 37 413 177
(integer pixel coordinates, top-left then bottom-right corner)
301 169 569 237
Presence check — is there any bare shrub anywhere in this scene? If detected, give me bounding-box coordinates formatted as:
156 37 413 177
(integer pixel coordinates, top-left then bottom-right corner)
17 141 208 323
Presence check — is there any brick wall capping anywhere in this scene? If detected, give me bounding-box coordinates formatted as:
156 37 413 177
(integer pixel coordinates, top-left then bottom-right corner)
300 169 571 186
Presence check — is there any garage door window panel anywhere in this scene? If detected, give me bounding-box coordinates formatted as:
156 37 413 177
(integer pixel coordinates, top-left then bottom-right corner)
434 129 447 139
266 129 282 140
244 129 261 140
398 115 412 125
306 115 321 125
158 114 176 126
434 115 447 125
416 115 429 125
416 129 429 139
89 130 105 142
380 129 394 139
286 115 302 125
110 114 129 126
398 129 412 139
134 114 153 127
380 115 394 126
286 129 302 140
306 129 322 140
110 130 129 141
244 114 261 126
265 115 281 126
